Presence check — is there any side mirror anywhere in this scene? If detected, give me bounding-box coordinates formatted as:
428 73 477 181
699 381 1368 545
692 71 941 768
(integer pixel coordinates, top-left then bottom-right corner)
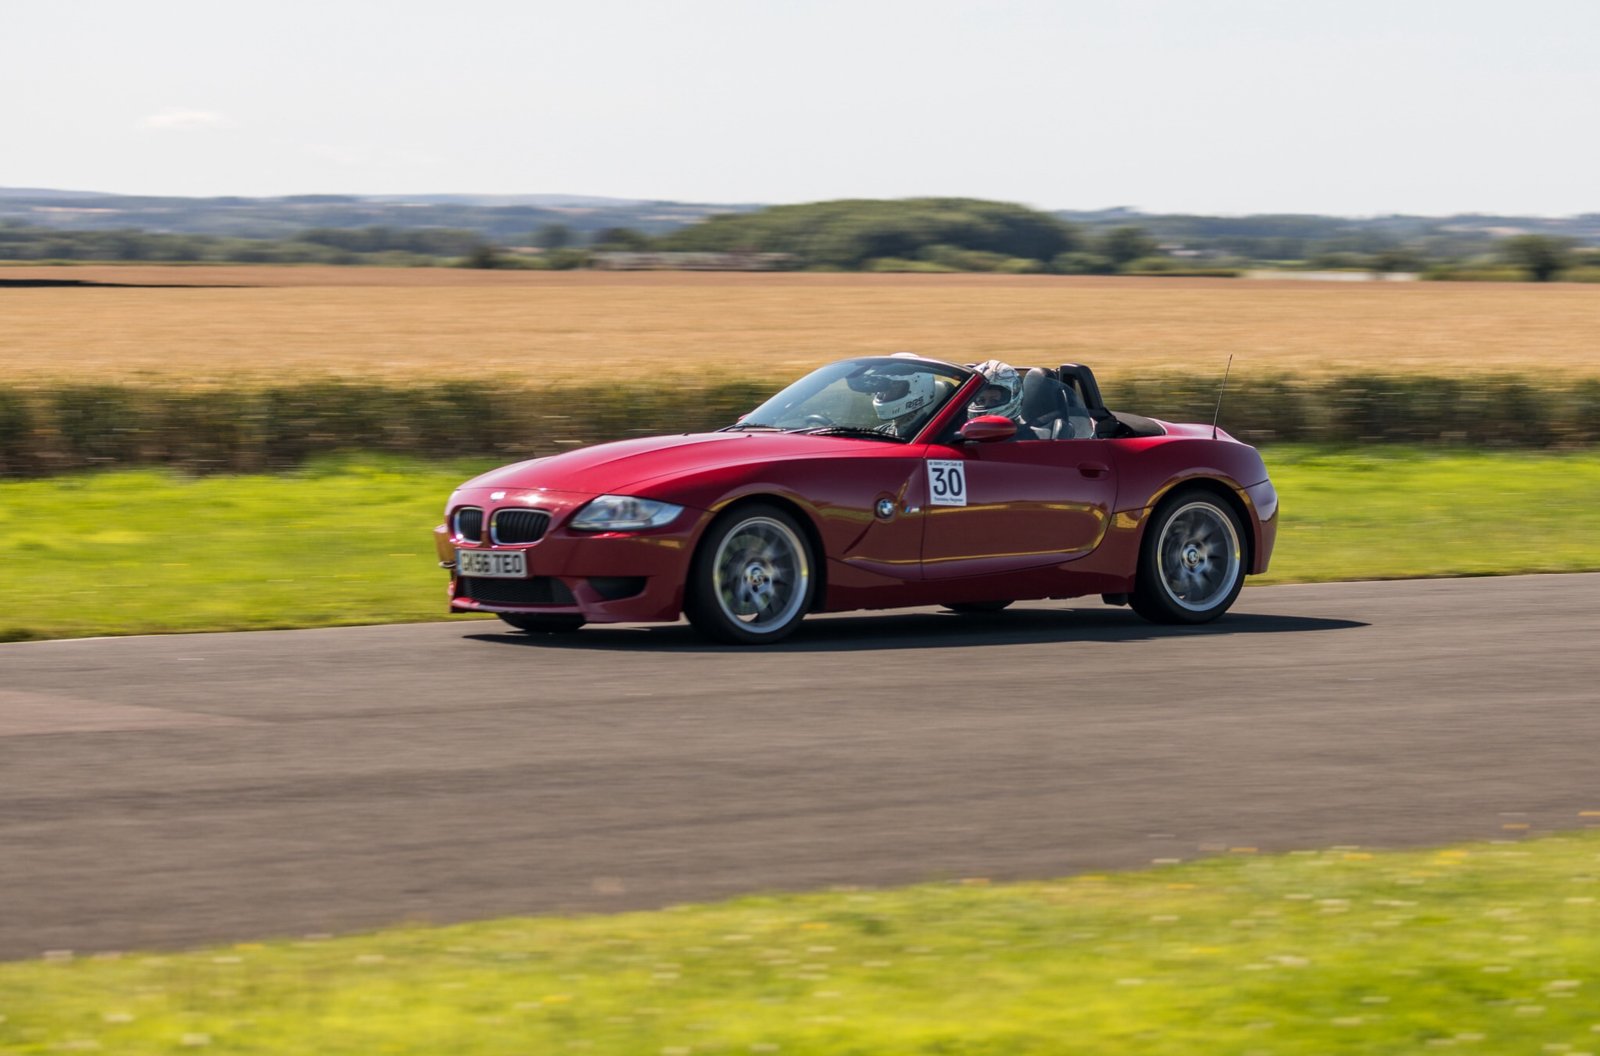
957 415 1017 443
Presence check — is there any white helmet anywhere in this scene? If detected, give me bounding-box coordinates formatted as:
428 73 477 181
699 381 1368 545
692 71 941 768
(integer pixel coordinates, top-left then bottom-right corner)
872 372 936 424
968 359 1022 421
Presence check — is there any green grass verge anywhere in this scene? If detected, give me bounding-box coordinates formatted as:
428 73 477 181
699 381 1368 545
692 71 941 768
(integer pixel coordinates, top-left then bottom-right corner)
1 447 1598 642
1254 446 1600 583
3 834 1598 1053
0 457 489 642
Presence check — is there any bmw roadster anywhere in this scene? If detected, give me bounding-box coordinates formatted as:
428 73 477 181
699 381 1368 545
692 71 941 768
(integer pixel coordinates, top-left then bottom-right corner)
435 355 1278 644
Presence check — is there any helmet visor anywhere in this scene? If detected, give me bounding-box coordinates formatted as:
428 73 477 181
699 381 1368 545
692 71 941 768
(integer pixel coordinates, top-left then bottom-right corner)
971 384 1012 410
874 378 912 403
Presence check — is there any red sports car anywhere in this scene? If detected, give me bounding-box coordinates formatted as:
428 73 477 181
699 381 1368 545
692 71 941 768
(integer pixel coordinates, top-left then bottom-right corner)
434 356 1278 644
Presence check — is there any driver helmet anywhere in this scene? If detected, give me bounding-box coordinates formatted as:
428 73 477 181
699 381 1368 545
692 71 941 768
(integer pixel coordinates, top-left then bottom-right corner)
871 371 937 429
967 359 1022 421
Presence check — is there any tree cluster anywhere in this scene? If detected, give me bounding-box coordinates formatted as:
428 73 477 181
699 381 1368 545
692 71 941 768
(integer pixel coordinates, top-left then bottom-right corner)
655 198 1085 271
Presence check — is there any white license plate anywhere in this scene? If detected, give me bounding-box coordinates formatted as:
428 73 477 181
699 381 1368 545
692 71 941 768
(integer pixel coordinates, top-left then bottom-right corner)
456 549 527 579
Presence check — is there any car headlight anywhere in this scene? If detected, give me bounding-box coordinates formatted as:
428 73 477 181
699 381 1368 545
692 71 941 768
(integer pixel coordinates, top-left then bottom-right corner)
569 495 684 532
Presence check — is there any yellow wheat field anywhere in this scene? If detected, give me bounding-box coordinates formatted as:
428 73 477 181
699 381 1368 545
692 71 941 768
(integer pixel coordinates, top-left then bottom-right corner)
3 265 1599 385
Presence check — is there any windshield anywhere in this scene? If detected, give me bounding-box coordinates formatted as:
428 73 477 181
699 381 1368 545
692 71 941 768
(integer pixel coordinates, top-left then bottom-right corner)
733 357 972 441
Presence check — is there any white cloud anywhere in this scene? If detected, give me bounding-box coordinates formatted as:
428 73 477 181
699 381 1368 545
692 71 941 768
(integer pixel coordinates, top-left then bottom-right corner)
138 109 231 131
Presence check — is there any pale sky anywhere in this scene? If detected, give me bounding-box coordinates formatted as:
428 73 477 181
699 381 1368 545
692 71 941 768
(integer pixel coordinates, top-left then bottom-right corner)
4 0 1598 215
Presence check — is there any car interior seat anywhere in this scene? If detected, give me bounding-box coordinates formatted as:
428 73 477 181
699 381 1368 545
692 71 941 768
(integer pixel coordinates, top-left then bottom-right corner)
1019 368 1067 440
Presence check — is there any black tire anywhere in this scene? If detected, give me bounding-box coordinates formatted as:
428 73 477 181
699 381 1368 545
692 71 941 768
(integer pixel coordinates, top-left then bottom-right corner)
1129 489 1246 625
685 503 817 645
942 600 1014 614
496 612 586 634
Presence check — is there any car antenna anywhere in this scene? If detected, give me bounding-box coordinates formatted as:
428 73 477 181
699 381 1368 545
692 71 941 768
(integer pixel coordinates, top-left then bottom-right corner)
1211 353 1234 440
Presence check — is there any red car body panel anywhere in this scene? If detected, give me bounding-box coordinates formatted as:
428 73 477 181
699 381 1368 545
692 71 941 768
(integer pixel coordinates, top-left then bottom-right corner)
436 365 1278 625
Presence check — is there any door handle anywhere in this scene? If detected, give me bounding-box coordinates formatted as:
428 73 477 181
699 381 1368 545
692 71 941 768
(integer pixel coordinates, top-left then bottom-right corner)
1077 461 1111 479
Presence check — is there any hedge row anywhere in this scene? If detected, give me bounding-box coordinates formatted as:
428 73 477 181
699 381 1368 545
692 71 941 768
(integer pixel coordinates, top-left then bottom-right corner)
0 380 771 478
1114 373 1600 450
0 374 1596 477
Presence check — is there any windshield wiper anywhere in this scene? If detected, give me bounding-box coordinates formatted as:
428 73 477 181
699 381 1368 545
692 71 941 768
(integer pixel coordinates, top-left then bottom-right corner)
796 425 903 442
720 421 787 432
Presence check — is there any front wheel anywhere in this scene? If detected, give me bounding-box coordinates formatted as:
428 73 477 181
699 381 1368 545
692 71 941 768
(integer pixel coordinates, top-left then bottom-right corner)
685 504 816 644
1130 491 1245 624
496 612 585 634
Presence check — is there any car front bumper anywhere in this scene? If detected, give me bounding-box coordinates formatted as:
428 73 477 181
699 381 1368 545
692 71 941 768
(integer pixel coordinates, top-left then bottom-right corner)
436 488 710 624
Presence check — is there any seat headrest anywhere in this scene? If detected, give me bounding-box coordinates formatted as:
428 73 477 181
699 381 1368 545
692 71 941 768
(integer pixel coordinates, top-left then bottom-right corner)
1020 368 1063 425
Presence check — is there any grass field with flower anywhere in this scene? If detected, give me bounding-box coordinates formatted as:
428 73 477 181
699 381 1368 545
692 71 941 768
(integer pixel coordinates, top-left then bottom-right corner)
2 832 1597 1054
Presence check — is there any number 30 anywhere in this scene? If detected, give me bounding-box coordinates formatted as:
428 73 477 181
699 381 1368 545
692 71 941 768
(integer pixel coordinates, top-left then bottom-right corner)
928 461 966 504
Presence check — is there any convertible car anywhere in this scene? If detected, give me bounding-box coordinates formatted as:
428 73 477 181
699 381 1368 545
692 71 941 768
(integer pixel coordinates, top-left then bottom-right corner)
434 355 1278 644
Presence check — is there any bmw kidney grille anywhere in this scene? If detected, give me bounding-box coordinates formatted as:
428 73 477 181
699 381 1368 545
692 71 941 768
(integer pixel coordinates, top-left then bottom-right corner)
491 509 551 544
453 506 484 542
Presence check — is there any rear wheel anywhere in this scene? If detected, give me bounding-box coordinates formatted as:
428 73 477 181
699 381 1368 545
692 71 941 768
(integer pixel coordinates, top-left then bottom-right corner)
942 600 1014 614
1130 491 1245 624
685 504 816 645
496 612 585 634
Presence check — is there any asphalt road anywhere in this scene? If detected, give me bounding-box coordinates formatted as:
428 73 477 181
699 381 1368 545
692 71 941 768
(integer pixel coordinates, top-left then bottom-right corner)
3 574 1598 960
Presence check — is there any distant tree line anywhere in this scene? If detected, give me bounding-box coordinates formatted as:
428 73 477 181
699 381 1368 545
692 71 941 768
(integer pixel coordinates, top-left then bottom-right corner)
0 223 483 266
0 191 733 242
0 223 585 269
3 202 1598 280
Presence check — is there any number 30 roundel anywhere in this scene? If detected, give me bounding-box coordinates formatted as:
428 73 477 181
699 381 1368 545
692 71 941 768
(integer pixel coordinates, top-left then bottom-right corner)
927 459 967 507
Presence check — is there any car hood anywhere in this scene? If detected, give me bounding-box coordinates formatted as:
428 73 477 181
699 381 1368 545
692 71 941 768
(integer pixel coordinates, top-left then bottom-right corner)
459 431 888 495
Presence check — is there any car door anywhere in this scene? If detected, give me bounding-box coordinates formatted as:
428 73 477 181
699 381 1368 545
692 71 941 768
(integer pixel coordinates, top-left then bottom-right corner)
917 435 1118 580
826 449 933 582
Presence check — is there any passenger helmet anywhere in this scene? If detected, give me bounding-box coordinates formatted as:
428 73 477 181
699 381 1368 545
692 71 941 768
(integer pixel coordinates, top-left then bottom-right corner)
967 359 1022 420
